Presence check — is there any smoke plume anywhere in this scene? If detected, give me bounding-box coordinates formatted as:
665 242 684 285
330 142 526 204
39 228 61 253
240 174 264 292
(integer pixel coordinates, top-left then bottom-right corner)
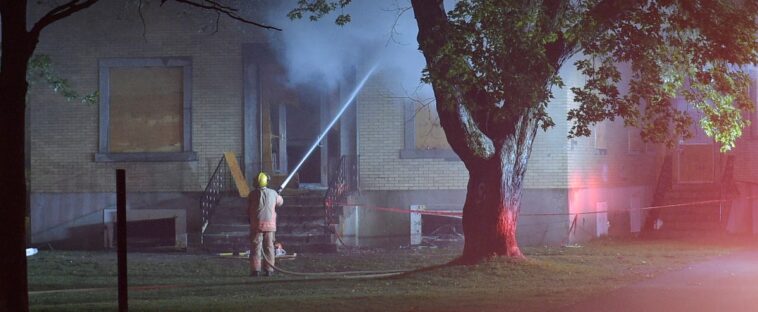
263 0 433 99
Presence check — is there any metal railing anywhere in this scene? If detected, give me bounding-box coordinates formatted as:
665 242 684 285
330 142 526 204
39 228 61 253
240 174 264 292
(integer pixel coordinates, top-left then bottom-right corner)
324 155 358 225
200 155 238 236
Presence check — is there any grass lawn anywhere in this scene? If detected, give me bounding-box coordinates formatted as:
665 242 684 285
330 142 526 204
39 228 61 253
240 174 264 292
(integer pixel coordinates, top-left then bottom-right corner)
27 238 745 311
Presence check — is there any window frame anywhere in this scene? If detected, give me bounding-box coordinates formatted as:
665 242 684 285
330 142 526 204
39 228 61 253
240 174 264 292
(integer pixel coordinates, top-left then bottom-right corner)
95 57 197 162
400 100 459 160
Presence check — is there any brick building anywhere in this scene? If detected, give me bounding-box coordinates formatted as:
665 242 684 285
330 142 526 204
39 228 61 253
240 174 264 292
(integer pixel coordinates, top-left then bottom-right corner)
27 0 685 250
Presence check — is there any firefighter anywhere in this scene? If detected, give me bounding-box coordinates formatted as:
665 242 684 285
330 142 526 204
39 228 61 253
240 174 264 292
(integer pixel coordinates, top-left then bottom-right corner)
248 171 283 277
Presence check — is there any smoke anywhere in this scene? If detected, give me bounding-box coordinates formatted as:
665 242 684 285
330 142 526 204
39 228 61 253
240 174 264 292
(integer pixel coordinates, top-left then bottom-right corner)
262 0 433 99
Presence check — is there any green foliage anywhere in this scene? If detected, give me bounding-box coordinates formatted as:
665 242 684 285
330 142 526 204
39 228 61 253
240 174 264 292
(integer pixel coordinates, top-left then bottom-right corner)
287 0 352 26
427 1 580 135
568 0 758 150
26 54 98 105
290 0 758 152
432 0 758 150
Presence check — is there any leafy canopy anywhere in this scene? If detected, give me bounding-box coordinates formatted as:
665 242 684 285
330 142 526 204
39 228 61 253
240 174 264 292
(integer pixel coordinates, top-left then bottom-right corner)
293 0 758 151
569 0 758 151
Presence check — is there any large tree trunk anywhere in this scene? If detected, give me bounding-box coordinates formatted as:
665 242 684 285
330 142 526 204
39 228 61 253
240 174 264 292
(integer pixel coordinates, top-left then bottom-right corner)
411 0 541 264
459 155 524 263
0 1 34 310
457 117 536 263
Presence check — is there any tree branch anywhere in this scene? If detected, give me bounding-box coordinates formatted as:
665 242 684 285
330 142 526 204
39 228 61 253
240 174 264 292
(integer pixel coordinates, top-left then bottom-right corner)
30 0 99 39
410 0 499 164
542 0 570 68
138 0 148 42
169 0 282 31
386 5 412 46
453 94 495 160
567 0 636 51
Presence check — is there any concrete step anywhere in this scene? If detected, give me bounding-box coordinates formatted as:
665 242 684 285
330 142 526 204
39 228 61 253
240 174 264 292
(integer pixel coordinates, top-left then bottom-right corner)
281 189 326 205
213 205 325 217
278 205 325 217
205 223 327 234
202 189 335 253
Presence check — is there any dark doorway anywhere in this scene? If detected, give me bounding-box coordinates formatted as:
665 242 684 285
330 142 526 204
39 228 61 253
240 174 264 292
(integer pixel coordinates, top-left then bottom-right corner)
286 89 325 185
287 145 322 184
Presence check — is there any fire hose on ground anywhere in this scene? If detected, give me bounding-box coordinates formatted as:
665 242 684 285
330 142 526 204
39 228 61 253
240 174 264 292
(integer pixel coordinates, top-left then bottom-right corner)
260 253 413 279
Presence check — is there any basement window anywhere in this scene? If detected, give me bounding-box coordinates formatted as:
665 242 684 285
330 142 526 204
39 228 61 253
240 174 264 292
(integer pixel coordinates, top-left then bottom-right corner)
400 100 459 160
95 57 197 162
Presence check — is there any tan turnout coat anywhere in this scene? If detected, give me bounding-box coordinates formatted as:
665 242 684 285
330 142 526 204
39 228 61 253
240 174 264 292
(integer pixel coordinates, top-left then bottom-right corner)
248 187 283 232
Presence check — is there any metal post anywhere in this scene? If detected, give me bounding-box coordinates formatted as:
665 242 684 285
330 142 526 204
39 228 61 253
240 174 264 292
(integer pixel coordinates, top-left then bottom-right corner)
116 169 128 312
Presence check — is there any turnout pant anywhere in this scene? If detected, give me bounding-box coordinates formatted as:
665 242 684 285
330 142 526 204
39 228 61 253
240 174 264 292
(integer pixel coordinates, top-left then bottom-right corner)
250 231 275 272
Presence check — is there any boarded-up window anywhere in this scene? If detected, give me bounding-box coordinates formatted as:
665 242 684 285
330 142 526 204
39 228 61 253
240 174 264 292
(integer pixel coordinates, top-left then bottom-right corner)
109 67 183 153
96 57 195 162
413 104 451 150
401 101 457 160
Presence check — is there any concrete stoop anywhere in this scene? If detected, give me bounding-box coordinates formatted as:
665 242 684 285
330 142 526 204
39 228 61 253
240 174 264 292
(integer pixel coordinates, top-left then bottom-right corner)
201 190 336 253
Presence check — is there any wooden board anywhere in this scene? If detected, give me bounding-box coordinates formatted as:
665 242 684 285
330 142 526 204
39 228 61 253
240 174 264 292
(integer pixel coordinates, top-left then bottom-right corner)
224 152 250 197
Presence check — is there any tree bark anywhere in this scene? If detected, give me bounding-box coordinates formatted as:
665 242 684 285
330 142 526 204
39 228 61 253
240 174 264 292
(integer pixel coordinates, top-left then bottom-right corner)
459 156 523 263
0 1 34 310
457 115 537 263
411 0 540 263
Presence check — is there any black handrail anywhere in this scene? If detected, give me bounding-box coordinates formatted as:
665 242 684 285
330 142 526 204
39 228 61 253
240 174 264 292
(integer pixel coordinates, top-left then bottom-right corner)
324 155 358 226
199 156 237 241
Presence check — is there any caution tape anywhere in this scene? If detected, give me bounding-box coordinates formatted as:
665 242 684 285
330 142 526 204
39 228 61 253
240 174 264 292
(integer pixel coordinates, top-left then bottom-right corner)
329 195 758 218
332 203 462 217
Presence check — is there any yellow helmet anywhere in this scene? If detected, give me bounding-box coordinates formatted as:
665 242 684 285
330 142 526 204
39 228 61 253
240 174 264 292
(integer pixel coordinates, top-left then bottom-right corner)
256 172 269 188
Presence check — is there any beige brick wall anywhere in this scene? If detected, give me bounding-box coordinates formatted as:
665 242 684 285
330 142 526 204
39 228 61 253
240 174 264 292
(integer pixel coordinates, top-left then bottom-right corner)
356 62 662 193
356 70 571 191
28 1 663 200
523 75 572 189
356 73 468 191
29 0 268 193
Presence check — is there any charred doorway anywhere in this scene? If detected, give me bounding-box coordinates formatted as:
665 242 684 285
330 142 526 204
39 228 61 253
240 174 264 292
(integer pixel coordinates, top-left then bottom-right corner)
286 88 326 185
251 46 350 189
259 64 340 188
